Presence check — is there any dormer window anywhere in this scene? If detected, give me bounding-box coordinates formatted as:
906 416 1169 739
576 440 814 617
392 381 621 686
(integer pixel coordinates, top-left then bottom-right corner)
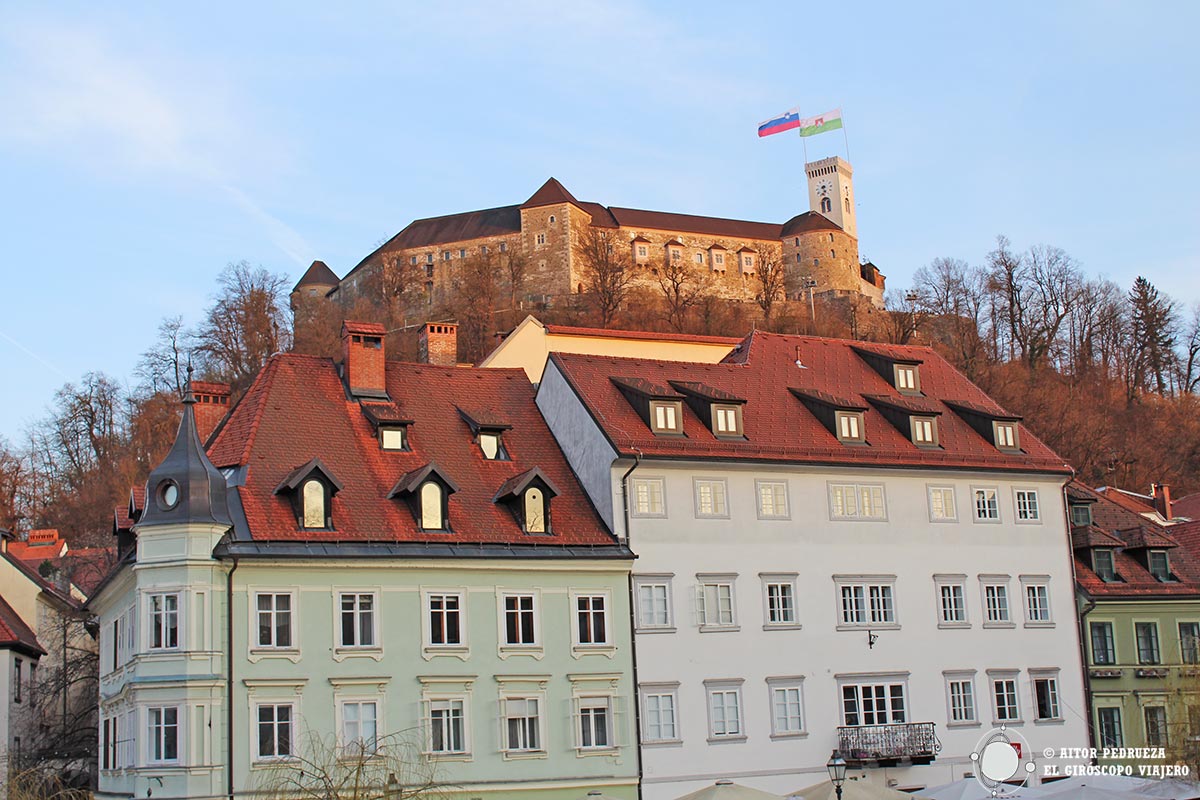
612 377 687 436
651 401 682 434
494 468 560 535
456 407 513 460
668 380 746 440
894 365 920 394
380 426 407 450
1093 549 1117 582
712 405 742 437
361 403 413 452
479 431 507 460
388 463 460 533
836 410 865 443
1148 550 1171 582
1071 505 1093 527
911 416 938 447
994 421 1019 451
275 458 343 531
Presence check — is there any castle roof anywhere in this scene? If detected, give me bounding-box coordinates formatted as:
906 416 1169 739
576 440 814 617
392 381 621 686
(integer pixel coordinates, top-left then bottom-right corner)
521 177 582 210
293 260 339 293
781 211 843 236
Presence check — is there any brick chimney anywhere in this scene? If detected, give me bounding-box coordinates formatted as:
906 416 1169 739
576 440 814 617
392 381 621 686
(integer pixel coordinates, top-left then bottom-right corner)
342 321 388 398
1153 483 1173 520
419 322 458 367
191 381 232 444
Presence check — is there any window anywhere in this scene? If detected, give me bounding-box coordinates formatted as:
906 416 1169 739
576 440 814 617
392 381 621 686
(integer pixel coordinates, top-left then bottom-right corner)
650 401 682 434
504 594 537 645
829 483 886 520
379 425 407 450
698 579 736 628
756 481 789 519
694 479 728 518
631 478 666 517
1093 548 1116 581
895 365 919 393
635 578 672 629
714 252 724 266
429 699 466 754
1071 504 1093 527
428 593 462 647
426 253 434 264
821 197 832 213
576 595 608 645
712 405 742 437
743 255 753 268
641 688 678 742
1033 676 1060 721
637 245 648 258
912 417 937 446
257 704 293 760
255 593 293 649
1137 622 1161 664
670 248 681 262
101 716 114 770
442 251 451 261
148 706 180 763
929 486 957 521
994 422 1019 450
1149 550 1171 581
764 579 797 626
523 487 546 533
836 411 864 442
1015 490 1040 521
12 659 21 703
1180 622 1200 664
973 488 1000 521
707 686 743 738
1091 621 1116 665
842 682 906 725
458 248 466 258
1097 707 1123 748
983 582 1011 624
1145 706 1168 748
578 697 612 749
503 697 541 752
769 682 805 735
478 431 507 460
1024 582 1051 624
149 592 180 650
548 215 555 224
420 481 445 531
992 677 1019 722
939 583 967 625
27 663 35 703
302 479 327 529
947 676 977 724
694 252 704 264
339 593 376 648
342 701 378 752
838 581 896 626
480 245 488 255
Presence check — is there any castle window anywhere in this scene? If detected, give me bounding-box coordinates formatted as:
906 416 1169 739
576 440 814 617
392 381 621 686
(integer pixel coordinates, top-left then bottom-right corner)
443 251 451 261
637 245 648 258
796 254 802 263
695 252 704 264
458 249 466 259
845 196 851 212
481 244 488 255
425 264 434 278
829 233 834 242
821 197 832 213
420 482 445 531
410 255 417 265
831 249 836 259
426 253 434 264
670 249 681 262
794 238 800 246
548 215 556 224
714 253 724 266
814 258 820 266
536 233 547 246
499 242 507 252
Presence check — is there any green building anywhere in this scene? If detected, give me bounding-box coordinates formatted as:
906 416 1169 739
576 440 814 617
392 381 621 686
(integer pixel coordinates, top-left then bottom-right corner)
89 322 638 800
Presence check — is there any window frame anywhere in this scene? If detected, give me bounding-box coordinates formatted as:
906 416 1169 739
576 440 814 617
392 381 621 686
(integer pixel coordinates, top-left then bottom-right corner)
1144 705 1168 748
693 477 730 519
147 705 181 765
1090 619 1117 665
834 575 899 630
251 589 298 654
1096 705 1124 748
711 404 743 438
761 573 800 630
989 672 1021 724
755 480 790 520
1014 488 1041 523
835 410 866 443
571 591 613 652
300 477 332 530
254 702 295 761
499 591 541 653
575 694 616 752
424 696 469 757
839 677 909 726
423 589 468 657
828 482 887 521
980 576 1014 628
418 479 449 532
993 421 1020 451
335 590 380 654
1071 504 1094 527
649 400 684 435
934 574 970 629
1136 620 1162 665
766 676 807 738
633 575 674 632
911 416 938 447
501 694 545 756
630 477 667 518
704 680 746 742
338 698 381 755
147 591 182 652
971 486 1001 523
639 683 681 744
927 485 958 523
1030 670 1062 723
1021 576 1053 627
1180 620 1200 664
1149 549 1172 582
696 574 738 632
943 671 979 727
894 364 921 394
379 425 408 451
1093 548 1117 581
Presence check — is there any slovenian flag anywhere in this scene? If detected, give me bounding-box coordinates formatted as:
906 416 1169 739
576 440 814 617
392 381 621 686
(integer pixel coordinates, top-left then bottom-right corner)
758 108 801 138
798 108 843 137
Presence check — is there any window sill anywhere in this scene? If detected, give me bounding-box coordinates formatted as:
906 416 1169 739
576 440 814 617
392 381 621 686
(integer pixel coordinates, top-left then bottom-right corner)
757 515 792 521
695 514 732 521
831 516 888 522
769 731 809 740
707 735 748 745
425 752 472 762
249 647 301 664
1034 718 1065 726
837 623 900 632
422 646 470 662
498 646 544 660
992 719 1024 727
946 721 982 729
572 644 616 659
938 622 971 630
763 624 803 632
642 738 683 748
502 750 547 761
972 518 1002 524
251 756 300 768
333 647 384 662
575 746 620 757
699 625 741 634
636 626 677 635
983 622 1016 629
1024 621 1055 629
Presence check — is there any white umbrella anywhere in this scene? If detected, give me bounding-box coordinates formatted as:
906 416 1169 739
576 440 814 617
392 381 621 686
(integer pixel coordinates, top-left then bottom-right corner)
1039 785 1160 800
1132 780 1200 800
789 777 933 800
674 780 787 800
923 778 1043 800
1041 779 1200 800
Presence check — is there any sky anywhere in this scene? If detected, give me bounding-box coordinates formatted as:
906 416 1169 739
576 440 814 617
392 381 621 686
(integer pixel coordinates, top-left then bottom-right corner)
1 1 1198 441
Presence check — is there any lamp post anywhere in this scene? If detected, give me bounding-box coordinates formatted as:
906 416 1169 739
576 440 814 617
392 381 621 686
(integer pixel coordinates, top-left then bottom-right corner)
827 749 848 800
800 276 818 322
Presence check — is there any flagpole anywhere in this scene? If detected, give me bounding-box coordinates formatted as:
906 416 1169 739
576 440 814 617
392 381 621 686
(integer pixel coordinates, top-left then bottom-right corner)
799 106 809 165
841 107 851 162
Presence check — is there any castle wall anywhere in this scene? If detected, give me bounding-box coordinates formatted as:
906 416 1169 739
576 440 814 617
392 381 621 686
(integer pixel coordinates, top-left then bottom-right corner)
613 226 783 300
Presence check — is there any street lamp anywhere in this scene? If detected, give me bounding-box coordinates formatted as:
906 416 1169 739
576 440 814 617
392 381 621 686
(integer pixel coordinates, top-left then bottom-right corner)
800 276 818 322
827 750 848 800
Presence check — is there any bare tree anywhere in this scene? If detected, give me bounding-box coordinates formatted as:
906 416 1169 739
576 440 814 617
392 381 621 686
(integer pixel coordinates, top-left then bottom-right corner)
194 262 292 392
882 290 930 345
655 255 709 332
0 437 24 533
575 228 633 327
134 316 191 398
501 250 529 314
754 252 788 328
450 253 500 363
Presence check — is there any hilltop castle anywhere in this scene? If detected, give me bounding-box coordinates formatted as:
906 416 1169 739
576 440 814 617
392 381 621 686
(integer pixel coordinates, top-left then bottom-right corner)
294 156 885 313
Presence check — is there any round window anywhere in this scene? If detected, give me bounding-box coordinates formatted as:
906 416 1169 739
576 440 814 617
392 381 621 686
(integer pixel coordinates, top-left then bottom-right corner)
157 479 180 511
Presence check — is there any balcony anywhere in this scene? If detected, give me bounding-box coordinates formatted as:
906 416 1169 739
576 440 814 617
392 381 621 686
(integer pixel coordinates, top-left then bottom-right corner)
838 722 941 766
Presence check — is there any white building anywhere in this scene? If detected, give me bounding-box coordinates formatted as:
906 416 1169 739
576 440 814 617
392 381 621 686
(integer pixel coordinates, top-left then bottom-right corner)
536 331 1089 799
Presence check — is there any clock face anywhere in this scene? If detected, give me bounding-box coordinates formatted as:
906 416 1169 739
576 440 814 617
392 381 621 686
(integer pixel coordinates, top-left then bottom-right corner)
816 180 832 196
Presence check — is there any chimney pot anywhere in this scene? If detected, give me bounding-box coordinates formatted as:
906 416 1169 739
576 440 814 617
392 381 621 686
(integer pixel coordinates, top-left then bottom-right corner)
190 381 232 443
419 322 458 366
341 321 388 397
1154 483 1173 520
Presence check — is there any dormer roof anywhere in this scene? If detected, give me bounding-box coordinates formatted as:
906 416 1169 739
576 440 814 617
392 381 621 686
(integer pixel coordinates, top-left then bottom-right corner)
457 407 513 433
493 467 561 503
789 388 868 412
388 462 461 499
274 457 345 495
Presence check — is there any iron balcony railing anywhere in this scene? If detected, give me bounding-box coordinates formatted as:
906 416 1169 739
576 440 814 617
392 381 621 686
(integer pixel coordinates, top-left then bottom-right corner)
838 722 941 763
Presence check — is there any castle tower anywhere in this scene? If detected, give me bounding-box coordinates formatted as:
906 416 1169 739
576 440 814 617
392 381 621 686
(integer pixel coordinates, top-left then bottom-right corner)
806 156 856 239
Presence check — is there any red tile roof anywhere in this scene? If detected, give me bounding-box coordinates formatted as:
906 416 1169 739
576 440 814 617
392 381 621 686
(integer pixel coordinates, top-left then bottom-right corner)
293 260 339 290
521 177 582 210
781 211 843 236
541 323 741 346
607 206 782 241
1174 492 1200 520
0 594 43 656
549 331 1071 473
206 354 615 545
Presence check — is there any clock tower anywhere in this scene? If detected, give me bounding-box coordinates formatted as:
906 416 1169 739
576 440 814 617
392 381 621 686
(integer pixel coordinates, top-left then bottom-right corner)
806 156 857 239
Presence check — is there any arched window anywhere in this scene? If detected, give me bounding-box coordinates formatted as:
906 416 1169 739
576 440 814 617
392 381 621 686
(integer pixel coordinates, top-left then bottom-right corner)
845 195 851 212
821 197 832 213
420 481 444 530
302 479 326 529
524 488 546 533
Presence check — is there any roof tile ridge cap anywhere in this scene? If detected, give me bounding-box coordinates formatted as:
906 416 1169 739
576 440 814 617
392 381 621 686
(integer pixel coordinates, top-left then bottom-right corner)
237 355 285 467
408 203 522 226
606 204 781 227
